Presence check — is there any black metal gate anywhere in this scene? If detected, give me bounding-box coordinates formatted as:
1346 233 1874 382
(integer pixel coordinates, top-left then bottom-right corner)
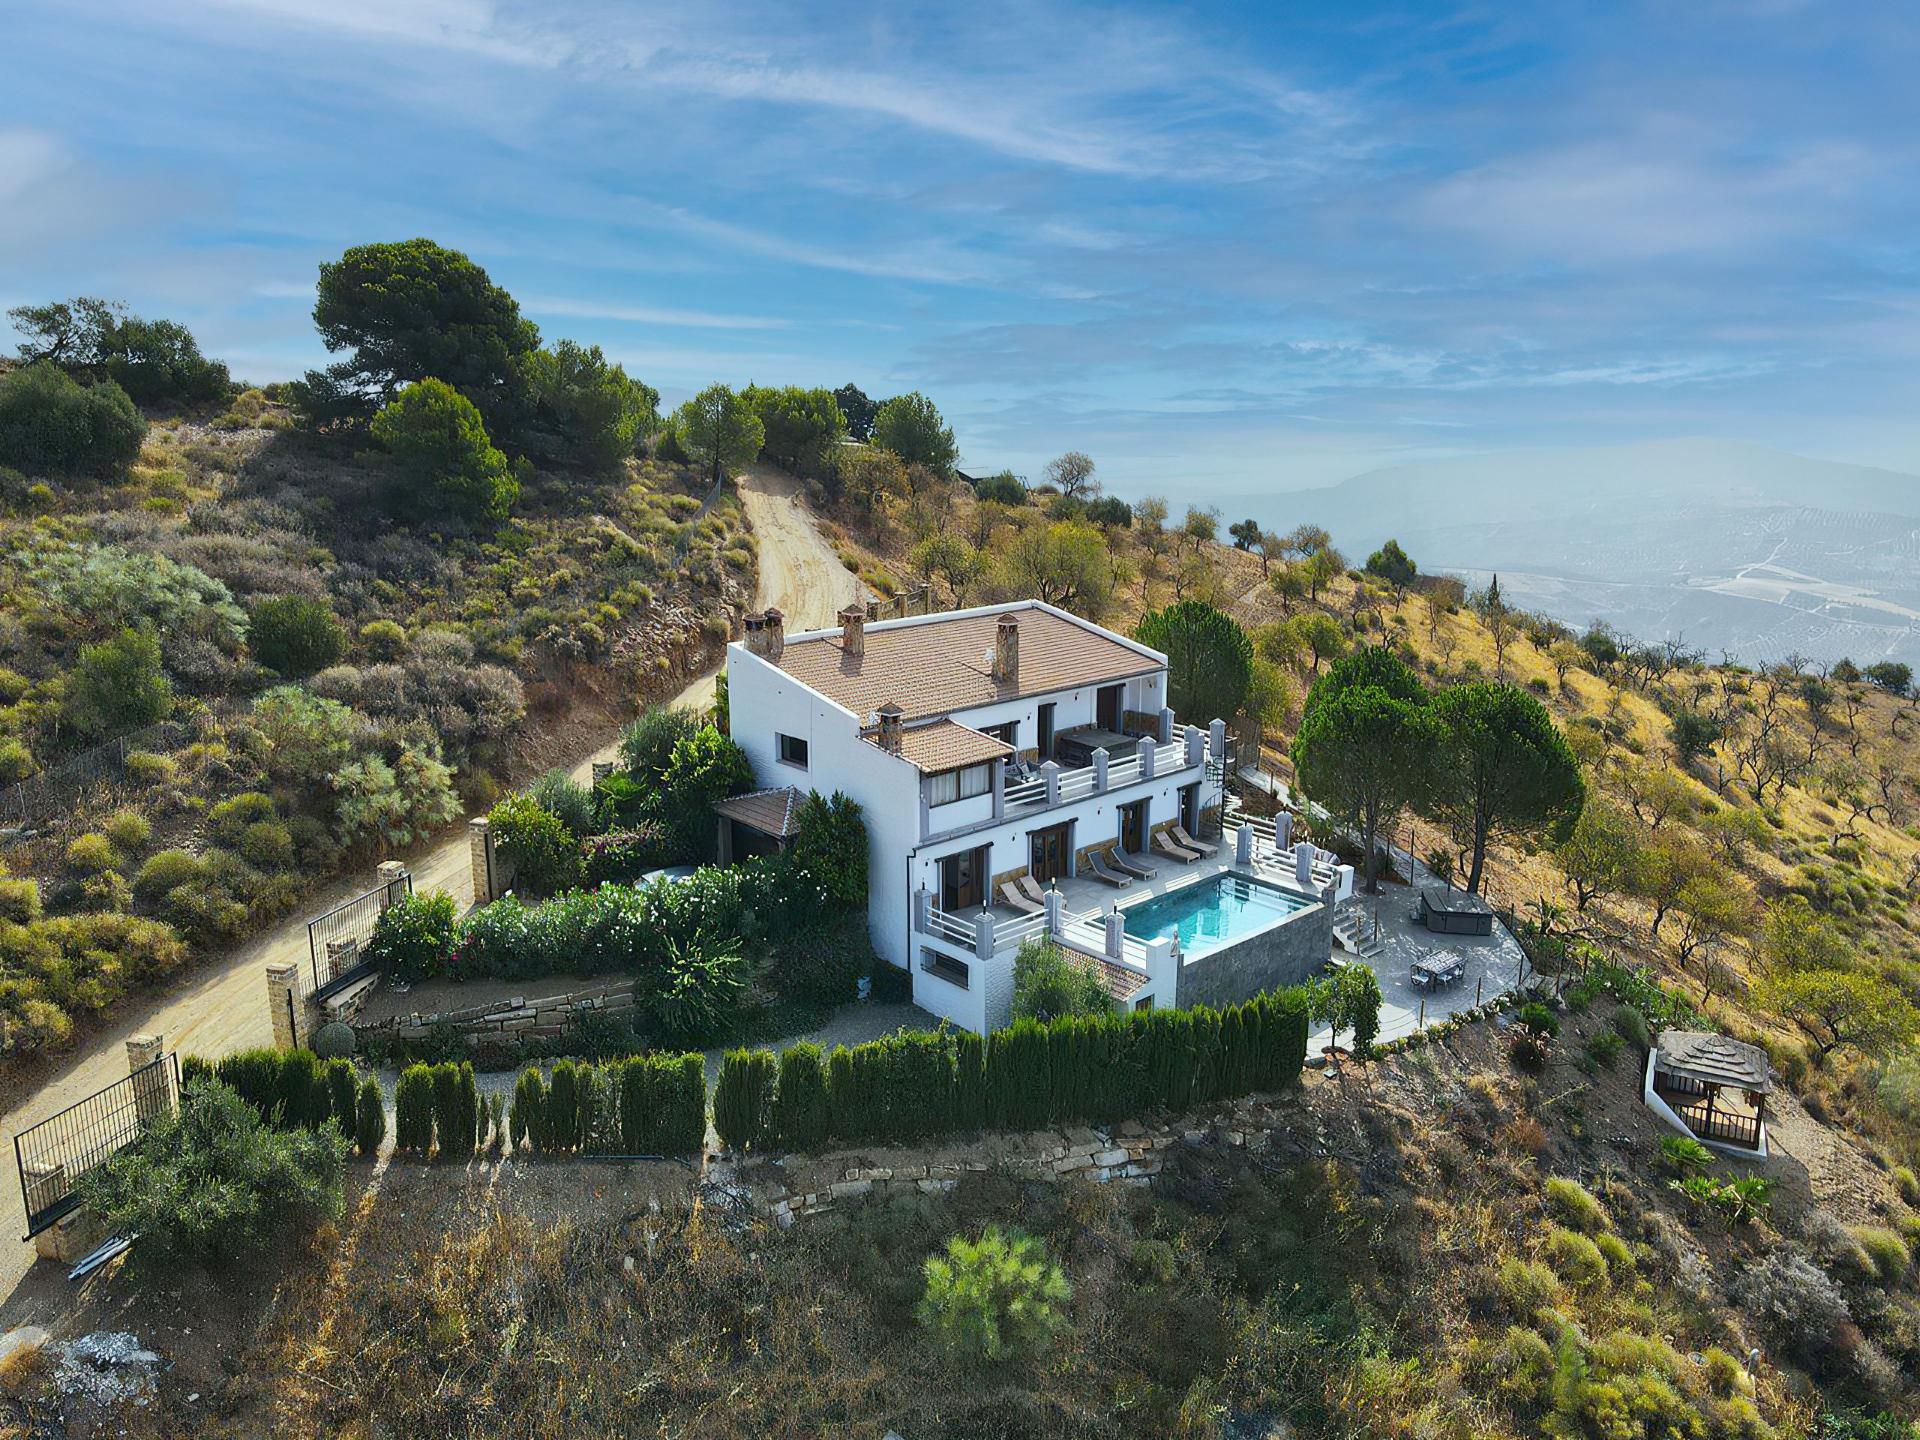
15 1053 180 1238
307 872 413 1001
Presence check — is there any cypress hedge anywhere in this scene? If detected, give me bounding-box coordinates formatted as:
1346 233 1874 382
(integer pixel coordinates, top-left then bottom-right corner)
325 1058 358 1133
502 1054 706 1157
714 1047 776 1152
510 1066 547 1151
354 1075 386 1156
613 1052 705 1155
394 1063 435 1153
548 1059 581 1151
213 1047 333 1130
742 988 1309 1154
774 1044 829 1150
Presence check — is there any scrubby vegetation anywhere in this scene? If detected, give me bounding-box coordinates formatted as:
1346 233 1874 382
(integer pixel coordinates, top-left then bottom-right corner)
0 248 752 1065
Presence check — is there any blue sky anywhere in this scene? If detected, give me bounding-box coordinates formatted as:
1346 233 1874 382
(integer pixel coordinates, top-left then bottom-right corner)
4 0 1918 497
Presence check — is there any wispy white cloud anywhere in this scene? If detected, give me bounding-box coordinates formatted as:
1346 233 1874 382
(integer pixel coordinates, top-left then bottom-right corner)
521 295 788 330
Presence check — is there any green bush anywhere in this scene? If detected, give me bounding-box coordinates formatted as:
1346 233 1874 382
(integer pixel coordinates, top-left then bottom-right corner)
1544 1177 1609 1233
952 1029 986 1132
789 790 868 907
916 1226 1069 1364
579 825 670 887
529 769 598 840
63 628 171 739
394 1064 435 1154
75 1078 345 1276
1517 1002 1561 1037
1542 1225 1609 1288
366 890 459 983
658 725 752 862
0 362 145 475
104 809 152 854
64 832 119 874
0 737 35 784
249 595 346 677
1011 937 1115 1022
644 933 745 1047
359 618 408 658
714 1047 775 1152
0 876 41 924
354 1075 385 1156
370 377 517 524
1850 1226 1910 1286
487 793 579 898
1610 1004 1651 1051
510 1066 547 1152
1657 1134 1713 1176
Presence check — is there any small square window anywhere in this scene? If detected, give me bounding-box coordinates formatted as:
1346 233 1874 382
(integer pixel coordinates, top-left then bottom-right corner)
777 733 809 768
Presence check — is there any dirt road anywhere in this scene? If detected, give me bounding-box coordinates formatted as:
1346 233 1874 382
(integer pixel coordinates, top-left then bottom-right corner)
0 465 855 1297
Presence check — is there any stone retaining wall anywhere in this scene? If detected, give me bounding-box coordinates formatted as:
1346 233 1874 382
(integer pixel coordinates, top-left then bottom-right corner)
731 1095 1299 1229
358 979 637 1045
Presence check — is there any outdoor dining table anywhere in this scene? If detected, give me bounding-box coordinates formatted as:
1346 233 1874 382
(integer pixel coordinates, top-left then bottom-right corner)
1410 954 1465 988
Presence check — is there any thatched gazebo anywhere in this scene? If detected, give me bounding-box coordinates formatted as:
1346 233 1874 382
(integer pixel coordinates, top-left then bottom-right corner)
1644 1029 1771 1157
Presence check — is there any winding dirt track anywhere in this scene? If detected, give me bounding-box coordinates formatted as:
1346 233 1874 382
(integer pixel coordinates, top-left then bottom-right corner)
0 465 855 1302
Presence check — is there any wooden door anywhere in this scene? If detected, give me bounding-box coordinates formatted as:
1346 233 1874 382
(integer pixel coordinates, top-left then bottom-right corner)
1097 684 1123 732
941 846 985 910
1030 823 1070 883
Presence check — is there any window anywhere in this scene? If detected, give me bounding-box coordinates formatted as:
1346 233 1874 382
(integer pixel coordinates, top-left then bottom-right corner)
777 733 809 768
927 763 992 807
981 720 1018 747
921 949 971 989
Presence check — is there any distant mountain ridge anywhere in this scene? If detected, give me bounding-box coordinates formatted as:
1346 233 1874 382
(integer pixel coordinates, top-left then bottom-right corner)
1280 438 1920 668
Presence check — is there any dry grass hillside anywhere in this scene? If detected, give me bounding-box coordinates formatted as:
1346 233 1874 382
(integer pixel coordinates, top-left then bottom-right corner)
0 392 753 1074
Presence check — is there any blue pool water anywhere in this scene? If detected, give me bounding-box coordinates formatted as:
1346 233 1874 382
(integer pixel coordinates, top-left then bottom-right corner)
1121 873 1313 957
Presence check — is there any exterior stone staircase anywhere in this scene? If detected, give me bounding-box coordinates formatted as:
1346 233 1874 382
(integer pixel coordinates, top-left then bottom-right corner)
1332 902 1382 958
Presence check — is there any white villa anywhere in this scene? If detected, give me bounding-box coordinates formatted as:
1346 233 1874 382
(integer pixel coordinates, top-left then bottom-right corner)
724 599 1350 1032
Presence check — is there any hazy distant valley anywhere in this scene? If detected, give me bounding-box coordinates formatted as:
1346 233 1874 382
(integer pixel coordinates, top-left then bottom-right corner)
1272 438 1920 669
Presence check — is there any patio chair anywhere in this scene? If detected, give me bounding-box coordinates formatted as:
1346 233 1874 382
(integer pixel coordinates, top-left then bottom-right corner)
996 880 1043 916
1170 822 1218 859
1153 830 1201 864
1109 849 1155 881
1085 849 1134 888
1014 874 1050 907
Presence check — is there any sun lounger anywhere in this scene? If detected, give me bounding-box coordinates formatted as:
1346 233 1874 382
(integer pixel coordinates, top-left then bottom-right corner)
1015 874 1049 907
1085 849 1133 888
997 880 1043 915
1171 822 1218 859
1109 849 1154 881
1153 830 1201 864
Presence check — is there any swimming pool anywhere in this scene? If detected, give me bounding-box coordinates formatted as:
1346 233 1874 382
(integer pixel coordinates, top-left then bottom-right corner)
1121 873 1315 958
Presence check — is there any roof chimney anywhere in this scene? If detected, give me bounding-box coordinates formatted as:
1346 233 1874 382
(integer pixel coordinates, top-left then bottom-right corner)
762 606 784 661
992 614 1019 684
742 611 767 658
877 702 904 754
839 604 866 658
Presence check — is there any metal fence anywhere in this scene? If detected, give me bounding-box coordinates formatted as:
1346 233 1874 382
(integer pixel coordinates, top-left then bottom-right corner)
307 872 412 999
0 718 194 839
14 1053 180 1238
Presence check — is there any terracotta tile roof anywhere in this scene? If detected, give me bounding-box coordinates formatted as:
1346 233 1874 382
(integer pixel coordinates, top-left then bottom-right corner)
1655 1030 1772 1093
713 786 804 839
776 604 1159 723
1060 945 1149 1000
885 719 1014 774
